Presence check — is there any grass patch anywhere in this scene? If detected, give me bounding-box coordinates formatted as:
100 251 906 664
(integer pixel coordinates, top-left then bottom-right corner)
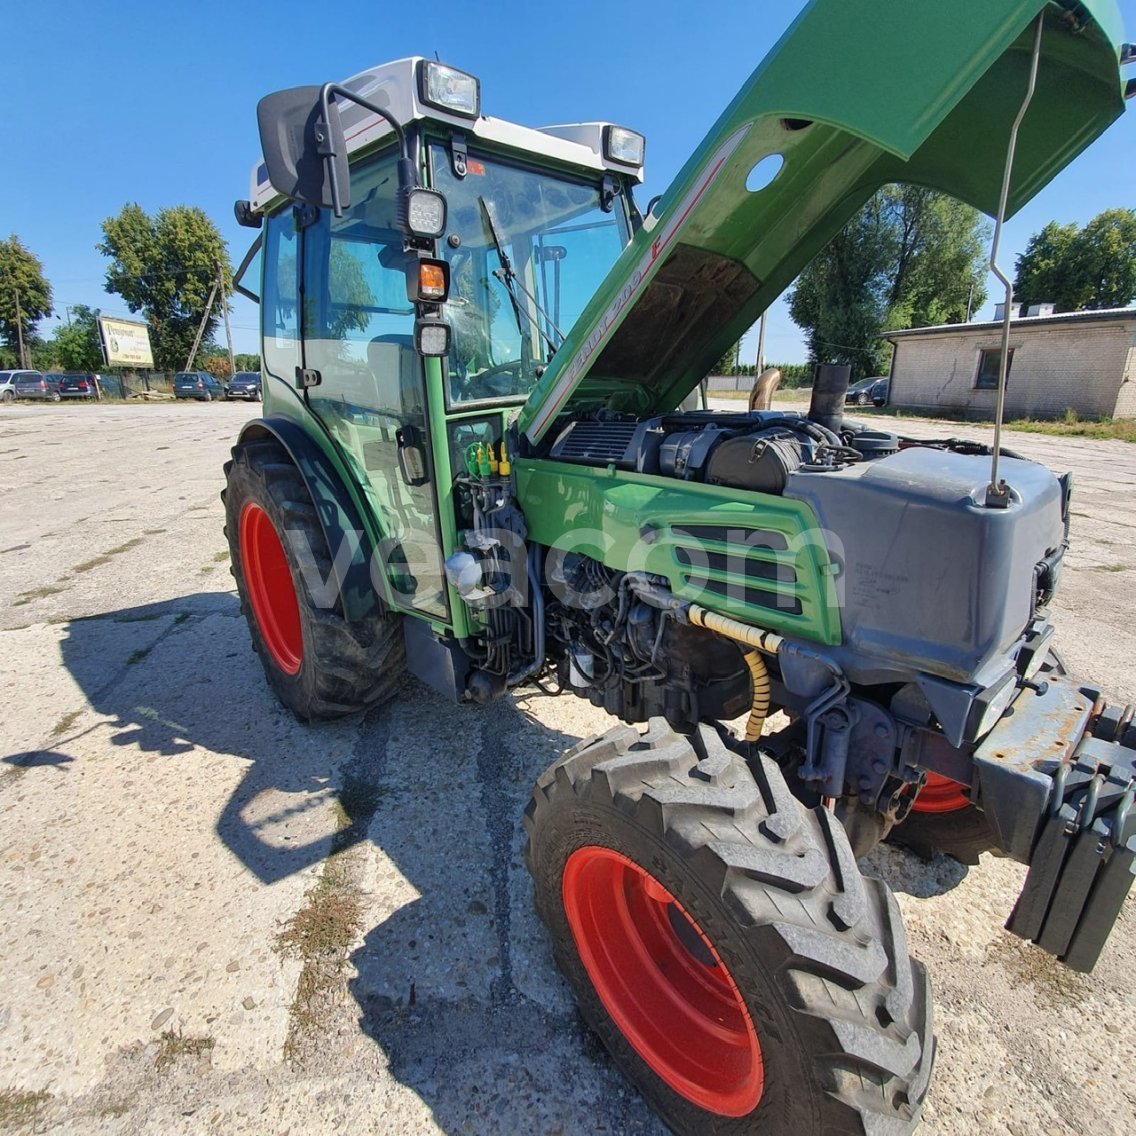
986 931 1090 1004
275 860 363 1059
73 536 146 574
50 710 82 738
92 1097 134 1119
106 538 144 556
1005 415 1136 443
1094 563 1130 573
199 565 215 575
153 1030 215 1073
73 555 112 573
0 1088 51 1129
275 773 381 1062
212 550 229 563
15 585 66 603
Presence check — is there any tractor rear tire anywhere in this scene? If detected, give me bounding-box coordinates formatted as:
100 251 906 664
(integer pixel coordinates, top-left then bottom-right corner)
888 775 997 865
524 719 933 1135
223 437 405 720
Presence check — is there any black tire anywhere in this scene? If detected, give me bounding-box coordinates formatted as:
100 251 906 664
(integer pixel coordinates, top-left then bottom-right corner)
223 437 405 720
525 719 933 1135
856 391 872 405
888 803 997 866
1 390 13 403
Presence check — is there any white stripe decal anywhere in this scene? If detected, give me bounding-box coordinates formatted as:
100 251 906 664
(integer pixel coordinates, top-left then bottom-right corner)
527 123 753 440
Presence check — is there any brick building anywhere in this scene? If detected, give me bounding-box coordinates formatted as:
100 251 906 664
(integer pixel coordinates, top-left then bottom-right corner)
886 308 1136 420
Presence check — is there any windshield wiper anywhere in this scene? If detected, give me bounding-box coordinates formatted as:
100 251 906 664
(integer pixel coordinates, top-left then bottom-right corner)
477 196 561 357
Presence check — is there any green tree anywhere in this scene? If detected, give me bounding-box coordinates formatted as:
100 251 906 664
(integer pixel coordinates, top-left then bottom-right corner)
789 187 990 379
97 204 230 371
50 305 105 371
0 236 53 366
1016 209 1136 312
714 340 742 375
233 353 261 371
1013 221 1079 311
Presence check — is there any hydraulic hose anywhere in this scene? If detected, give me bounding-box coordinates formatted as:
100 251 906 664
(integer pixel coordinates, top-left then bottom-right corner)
742 651 771 742
688 604 782 742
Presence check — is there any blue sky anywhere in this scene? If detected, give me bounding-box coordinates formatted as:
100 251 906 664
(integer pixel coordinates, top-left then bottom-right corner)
5 0 1135 364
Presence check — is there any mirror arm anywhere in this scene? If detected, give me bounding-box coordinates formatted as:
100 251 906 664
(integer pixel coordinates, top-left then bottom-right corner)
318 83 414 217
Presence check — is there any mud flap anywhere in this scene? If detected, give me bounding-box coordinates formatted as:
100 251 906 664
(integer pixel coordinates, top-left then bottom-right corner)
1006 737 1136 973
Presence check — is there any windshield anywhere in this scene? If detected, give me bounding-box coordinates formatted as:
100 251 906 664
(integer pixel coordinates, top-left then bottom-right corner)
429 143 629 405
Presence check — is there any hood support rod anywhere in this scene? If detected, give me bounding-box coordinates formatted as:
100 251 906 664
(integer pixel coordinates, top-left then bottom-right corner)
986 13 1045 509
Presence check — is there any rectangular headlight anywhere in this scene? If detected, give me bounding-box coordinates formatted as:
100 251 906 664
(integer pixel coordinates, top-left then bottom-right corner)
419 61 480 119
603 125 645 168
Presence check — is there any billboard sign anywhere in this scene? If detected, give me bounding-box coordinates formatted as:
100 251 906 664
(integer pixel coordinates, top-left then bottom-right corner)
98 316 154 368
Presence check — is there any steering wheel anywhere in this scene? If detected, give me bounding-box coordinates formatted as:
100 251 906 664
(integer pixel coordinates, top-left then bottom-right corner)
458 360 528 401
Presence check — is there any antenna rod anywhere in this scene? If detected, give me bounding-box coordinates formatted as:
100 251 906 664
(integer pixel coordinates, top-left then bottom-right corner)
985 14 1044 508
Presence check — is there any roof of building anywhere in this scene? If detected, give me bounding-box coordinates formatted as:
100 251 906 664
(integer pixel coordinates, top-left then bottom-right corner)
887 307 1136 340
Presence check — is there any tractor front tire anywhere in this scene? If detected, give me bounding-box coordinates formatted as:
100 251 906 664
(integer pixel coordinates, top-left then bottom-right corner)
525 720 933 1135
223 438 405 720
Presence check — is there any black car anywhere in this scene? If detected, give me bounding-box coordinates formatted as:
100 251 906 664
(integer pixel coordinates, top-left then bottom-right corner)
225 371 262 401
869 377 889 407
174 372 227 401
845 377 885 406
57 373 99 399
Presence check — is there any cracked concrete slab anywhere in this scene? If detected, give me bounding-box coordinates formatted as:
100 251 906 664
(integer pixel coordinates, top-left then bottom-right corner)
0 401 1133 1135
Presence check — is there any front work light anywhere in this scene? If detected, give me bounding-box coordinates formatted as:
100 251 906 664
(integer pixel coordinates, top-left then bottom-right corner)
415 318 451 357
418 61 480 119
603 125 645 168
406 187 448 238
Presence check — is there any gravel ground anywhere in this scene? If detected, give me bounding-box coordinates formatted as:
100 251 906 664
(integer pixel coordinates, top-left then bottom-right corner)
0 399 1133 1135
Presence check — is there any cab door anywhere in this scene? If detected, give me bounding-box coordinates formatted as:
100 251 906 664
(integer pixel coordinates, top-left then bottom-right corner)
272 149 448 620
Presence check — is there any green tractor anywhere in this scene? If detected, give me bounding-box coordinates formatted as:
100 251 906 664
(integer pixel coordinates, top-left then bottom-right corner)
225 2 1135 1131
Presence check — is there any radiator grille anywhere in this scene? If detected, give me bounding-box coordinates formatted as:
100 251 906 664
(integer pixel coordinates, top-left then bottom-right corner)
549 421 639 467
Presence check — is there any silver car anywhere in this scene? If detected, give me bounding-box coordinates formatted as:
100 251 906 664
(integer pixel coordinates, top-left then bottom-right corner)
0 370 51 402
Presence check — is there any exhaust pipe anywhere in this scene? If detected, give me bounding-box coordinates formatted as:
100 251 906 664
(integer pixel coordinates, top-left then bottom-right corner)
808 364 850 433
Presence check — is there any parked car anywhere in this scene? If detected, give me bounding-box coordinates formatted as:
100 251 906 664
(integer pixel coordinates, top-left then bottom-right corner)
57 374 99 399
870 377 889 407
42 373 66 395
14 372 60 401
845 377 886 406
225 371 262 401
174 372 227 401
0 370 46 402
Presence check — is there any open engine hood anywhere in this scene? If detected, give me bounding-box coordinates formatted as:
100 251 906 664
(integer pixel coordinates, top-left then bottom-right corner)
518 0 1128 444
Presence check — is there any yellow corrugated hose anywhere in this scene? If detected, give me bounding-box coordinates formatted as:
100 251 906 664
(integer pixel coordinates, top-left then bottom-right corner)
687 603 780 743
743 650 772 742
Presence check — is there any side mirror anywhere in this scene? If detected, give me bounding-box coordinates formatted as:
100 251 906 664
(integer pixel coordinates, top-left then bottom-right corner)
256 86 350 213
396 425 430 487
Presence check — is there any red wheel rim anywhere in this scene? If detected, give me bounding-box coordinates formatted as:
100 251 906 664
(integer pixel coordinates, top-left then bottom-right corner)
239 503 302 675
912 771 970 814
562 846 764 1116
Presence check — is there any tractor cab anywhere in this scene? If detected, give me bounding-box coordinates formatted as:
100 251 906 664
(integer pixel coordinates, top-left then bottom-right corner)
236 58 642 627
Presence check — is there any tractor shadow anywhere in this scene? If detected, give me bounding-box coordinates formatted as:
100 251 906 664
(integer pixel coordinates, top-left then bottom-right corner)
49 594 951 1134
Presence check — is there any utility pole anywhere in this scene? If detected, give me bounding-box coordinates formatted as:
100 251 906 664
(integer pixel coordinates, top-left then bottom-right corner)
755 310 767 374
14 287 27 369
219 264 236 380
185 279 220 372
